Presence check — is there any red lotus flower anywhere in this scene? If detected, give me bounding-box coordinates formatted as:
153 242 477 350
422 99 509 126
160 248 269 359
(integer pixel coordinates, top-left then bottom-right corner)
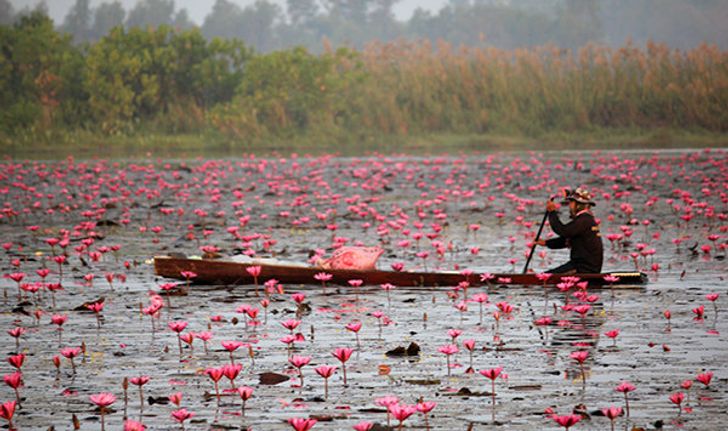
353 421 373 431
124 419 146 431
315 365 337 399
237 385 254 415
696 371 713 387
332 347 354 385
602 405 622 431
288 417 317 431
90 392 116 408
168 392 182 406
552 413 581 430
7 354 24 370
281 319 301 332
168 321 188 333
0 400 17 428
171 408 195 423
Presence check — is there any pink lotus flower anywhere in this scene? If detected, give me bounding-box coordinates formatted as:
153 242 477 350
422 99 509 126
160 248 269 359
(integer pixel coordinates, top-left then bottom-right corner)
124 419 146 431
570 350 588 364
205 367 224 402
292 292 306 304
388 403 417 430
3 372 22 402
696 371 713 387
180 271 197 280
90 392 116 408
222 340 245 364
281 319 301 332
417 400 437 414
237 386 254 415
669 392 685 415
447 328 462 342
288 417 317 431
245 265 262 289
332 348 354 385
90 392 116 431
289 355 311 386
51 314 68 326
168 392 182 406
479 365 504 419
7 353 24 370
390 262 404 271
604 329 620 346
602 406 622 431
438 344 458 376
376 395 400 426
315 365 337 399
0 400 15 430
221 363 242 387
615 381 636 417
168 321 188 333
346 321 363 347
353 421 373 431
552 413 581 430
171 408 194 429
346 321 362 332
416 400 437 427
168 321 189 359
61 346 81 373
570 350 589 386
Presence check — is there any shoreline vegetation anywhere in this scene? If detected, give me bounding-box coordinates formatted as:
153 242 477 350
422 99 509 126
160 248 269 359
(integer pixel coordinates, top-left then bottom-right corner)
1 12 727 159
3 128 726 160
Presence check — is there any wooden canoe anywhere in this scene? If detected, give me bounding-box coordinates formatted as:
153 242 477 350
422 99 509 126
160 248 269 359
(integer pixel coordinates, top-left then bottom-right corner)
153 256 647 288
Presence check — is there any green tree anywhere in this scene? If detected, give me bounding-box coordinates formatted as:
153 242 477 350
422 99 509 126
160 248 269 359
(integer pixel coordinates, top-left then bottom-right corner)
0 11 78 132
61 0 92 43
172 8 195 30
203 0 282 52
286 0 318 25
85 26 167 132
213 46 363 138
368 0 401 41
90 1 125 41
0 0 14 25
552 0 602 48
202 0 244 40
126 0 174 29
194 37 252 108
323 0 370 23
84 25 251 133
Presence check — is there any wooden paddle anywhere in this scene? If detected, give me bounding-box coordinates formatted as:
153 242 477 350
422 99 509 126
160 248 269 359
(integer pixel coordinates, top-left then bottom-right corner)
522 195 558 274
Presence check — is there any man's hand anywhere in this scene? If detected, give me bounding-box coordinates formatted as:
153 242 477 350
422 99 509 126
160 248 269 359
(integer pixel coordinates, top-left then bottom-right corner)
546 200 557 212
535 239 546 246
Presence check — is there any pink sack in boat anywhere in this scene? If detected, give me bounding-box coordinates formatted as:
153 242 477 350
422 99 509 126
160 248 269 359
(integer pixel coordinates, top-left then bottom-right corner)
319 246 384 270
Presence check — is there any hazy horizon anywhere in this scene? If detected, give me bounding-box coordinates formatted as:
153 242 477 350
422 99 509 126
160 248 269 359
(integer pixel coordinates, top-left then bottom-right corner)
9 0 446 24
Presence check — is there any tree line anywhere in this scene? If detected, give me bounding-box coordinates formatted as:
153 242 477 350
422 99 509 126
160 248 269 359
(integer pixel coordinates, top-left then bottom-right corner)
2 0 726 52
0 7 726 146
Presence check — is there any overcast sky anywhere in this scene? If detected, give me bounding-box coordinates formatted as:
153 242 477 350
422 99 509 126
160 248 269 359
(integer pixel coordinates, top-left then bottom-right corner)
11 0 447 23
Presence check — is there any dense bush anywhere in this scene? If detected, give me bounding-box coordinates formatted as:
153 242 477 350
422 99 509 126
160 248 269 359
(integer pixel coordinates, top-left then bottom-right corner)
0 18 726 145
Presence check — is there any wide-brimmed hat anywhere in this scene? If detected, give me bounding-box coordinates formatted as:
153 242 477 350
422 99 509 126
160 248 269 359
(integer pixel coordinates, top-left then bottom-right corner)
562 187 596 206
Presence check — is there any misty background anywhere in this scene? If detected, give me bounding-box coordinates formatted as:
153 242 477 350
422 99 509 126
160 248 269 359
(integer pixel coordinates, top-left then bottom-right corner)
2 0 726 52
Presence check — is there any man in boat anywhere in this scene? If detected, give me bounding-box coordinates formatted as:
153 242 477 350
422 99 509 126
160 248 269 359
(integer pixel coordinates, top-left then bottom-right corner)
535 187 603 274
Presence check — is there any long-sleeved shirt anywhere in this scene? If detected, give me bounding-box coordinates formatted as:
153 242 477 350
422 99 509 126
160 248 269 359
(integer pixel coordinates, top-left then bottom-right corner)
545 209 603 273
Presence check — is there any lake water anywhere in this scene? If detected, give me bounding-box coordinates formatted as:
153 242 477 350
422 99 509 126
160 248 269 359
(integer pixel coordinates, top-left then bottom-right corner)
0 149 726 430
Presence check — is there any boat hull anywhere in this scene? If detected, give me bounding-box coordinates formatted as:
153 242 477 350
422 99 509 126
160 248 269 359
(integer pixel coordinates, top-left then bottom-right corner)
153 256 647 288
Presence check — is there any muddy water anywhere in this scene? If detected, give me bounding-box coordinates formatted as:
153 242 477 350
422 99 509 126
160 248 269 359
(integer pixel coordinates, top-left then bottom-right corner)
0 150 726 430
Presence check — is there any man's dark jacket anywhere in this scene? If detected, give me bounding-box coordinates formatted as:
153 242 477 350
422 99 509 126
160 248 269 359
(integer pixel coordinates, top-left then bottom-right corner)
545 210 603 273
